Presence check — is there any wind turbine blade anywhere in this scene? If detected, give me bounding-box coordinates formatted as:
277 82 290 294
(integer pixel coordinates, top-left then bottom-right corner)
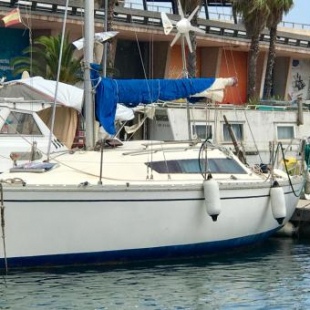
72 38 84 50
170 32 181 47
72 31 119 50
189 25 205 34
177 0 184 19
94 31 119 43
185 32 193 53
188 6 200 22
161 12 174 35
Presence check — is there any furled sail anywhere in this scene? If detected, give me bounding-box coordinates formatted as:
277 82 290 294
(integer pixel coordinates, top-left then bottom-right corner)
94 76 236 135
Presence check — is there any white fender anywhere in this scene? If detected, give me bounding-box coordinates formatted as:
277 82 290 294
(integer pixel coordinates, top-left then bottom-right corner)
203 177 221 222
270 183 286 225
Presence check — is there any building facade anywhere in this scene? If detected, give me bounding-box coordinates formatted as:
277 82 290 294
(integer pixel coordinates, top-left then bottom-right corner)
1 0 310 104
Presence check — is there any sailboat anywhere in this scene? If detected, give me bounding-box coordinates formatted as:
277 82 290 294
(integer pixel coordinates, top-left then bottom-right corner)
0 76 84 172
0 1 306 271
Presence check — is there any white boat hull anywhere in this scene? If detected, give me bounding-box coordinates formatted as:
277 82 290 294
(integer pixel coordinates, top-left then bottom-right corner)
0 179 301 269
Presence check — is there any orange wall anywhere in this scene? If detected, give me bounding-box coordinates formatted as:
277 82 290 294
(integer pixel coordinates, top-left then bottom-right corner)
167 46 182 78
167 45 201 78
218 50 247 104
166 46 247 104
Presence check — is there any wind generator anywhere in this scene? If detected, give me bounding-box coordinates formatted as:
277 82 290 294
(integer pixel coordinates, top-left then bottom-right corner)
160 0 204 59
161 0 204 138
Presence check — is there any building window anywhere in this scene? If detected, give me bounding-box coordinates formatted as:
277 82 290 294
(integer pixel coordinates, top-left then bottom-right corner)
223 123 243 142
193 124 212 140
277 125 294 140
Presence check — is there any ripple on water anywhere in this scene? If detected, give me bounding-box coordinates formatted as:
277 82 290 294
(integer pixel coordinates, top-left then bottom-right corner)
1 238 310 309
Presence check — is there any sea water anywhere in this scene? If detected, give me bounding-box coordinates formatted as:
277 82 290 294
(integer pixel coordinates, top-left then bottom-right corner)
1 238 310 310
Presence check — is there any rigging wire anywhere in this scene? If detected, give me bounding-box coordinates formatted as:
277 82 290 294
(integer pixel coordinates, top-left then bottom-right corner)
46 0 70 161
0 183 8 274
222 44 264 163
271 142 304 197
131 0 159 168
12 3 36 147
199 138 210 180
0 108 68 166
214 2 266 165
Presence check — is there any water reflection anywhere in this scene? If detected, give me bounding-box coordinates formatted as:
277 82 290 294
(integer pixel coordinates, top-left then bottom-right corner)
1 238 310 309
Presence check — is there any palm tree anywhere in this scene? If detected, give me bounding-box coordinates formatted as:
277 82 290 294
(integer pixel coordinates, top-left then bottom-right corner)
231 0 270 102
10 33 82 84
179 0 202 78
264 0 294 99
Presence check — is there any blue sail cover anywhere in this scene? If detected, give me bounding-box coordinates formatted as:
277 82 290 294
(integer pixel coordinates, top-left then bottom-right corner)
94 77 216 135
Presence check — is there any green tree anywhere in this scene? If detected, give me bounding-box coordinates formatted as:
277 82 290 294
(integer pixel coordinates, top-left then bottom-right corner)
10 33 82 84
231 0 270 101
264 0 294 99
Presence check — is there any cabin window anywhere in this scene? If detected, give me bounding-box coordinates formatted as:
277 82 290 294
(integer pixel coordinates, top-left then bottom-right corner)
0 111 42 135
193 124 212 140
277 125 294 140
223 123 243 142
146 158 247 174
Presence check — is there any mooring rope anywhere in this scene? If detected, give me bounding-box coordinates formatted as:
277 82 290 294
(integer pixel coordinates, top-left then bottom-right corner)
0 183 8 274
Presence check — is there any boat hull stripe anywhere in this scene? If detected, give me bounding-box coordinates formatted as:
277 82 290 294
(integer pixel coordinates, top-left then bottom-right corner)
0 228 279 269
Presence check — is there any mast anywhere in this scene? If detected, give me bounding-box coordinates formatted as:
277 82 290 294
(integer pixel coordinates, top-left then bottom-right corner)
84 0 95 149
180 37 191 140
102 0 108 78
161 0 203 141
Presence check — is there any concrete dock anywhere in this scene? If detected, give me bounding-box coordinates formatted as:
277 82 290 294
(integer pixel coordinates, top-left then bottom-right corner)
276 198 310 238
288 198 310 238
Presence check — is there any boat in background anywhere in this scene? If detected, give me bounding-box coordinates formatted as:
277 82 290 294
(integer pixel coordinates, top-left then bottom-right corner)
0 76 85 173
0 103 68 173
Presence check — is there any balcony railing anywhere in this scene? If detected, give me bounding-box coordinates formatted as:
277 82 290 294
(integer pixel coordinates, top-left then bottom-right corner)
1 0 310 49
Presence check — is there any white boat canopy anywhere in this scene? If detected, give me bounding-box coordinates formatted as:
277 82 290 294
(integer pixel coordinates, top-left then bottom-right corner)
0 76 84 112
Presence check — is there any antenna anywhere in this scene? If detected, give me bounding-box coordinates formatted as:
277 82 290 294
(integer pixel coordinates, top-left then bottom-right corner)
161 0 204 53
